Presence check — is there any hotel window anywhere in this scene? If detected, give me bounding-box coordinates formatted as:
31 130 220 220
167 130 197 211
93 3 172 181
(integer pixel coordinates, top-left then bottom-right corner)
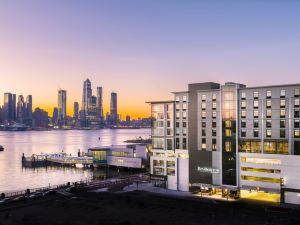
212 94 217 101
202 121 206 128
212 139 217 151
212 129 217 137
176 138 180 149
212 121 217 128
266 120 272 128
295 109 300 118
212 111 217 119
253 110 259 118
280 99 286 108
266 110 272 118
182 103 187 110
202 129 206 136
241 92 246 100
182 95 187 102
202 95 206 101
266 129 272 138
267 90 272 99
295 130 300 138
167 129 172 136
176 128 180 136
266 100 272 108
253 91 259 99
176 104 180 111
182 138 187 149
241 110 246 118
212 102 217 109
241 120 246 128
225 129 232 137
295 99 300 108
253 130 259 138
225 141 232 152
241 101 246 109
295 120 300 128
253 100 259 109
241 129 246 137
201 139 206 151
295 88 300 97
182 111 187 119
183 122 187 128
176 122 180 128
280 109 286 118
201 111 206 119
182 128 187 136
175 96 180 102
201 102 206 110
225 120 232 128
280 119 286 128
280 90 286 98
176 112 180 119
280 130 286 138
167 139 173 150
253 120 259 128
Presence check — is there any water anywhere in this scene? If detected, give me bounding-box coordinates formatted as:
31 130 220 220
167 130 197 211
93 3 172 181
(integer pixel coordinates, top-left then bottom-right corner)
0 129 150 193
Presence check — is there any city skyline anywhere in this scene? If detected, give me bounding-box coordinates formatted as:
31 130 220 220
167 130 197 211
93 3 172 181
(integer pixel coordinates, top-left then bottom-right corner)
1 1 300 118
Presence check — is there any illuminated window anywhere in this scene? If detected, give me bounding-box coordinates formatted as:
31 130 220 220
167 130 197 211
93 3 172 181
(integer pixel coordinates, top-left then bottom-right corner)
239 140 261 153
280 99 286 108
253 100 259 109
175 96 180 102
201 111 206 119
241 167 281 174
201 139 206 150
266 90 272 99
266 110 272 118
253 91 259 99
182 111 187 119
182 95 187 102
225 129 232 137
295 99 300 107
280 90 286 98
225 120 232 128
241 110 246 118
295 88 300 97
241 157 281 165
241 101 246 109
225 141 232 152
266 129 272 138
212 139 217 151
241 129 246 137
182 103 187 110
280 109 286 118
202 95 206 101
176 112 180 119
266 100 272 108
241 120 246 128
176 104 180 110
212 93 217 101
253 110 259 118
212 102 217 109
201 102 206 109
241 175 280 184
241 92 246 100
280 119 286 128
295 130 300 138
212 111 217 118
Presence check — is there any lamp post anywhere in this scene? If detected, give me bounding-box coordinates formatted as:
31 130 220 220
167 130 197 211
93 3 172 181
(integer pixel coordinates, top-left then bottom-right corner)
48 179 51 189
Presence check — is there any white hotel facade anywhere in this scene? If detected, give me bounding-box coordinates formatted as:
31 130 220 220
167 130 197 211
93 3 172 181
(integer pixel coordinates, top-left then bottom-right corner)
148 82 300 204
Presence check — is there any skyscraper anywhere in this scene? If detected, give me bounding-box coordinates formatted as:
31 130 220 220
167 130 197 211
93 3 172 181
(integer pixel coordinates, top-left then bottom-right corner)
81 79 92 126
52 107 59 126
96 86 103 122
24 95 33 126
73 102 79 120
17 95 26 123
58 89 67 126
3 93 16 122
110 92 118 124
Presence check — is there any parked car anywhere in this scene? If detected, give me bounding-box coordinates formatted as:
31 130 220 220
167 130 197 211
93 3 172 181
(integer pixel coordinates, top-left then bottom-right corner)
43 190 57 196
0 197 12 204
65 187 78 193
13 196 27 201
29 192 43 199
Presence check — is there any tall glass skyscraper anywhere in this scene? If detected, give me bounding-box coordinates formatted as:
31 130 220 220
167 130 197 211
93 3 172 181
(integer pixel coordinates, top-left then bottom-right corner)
110 92 118 124
96 87 103 122
58 89 67 126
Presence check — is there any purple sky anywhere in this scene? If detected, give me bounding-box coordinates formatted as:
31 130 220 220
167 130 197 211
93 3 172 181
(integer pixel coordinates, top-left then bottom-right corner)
0 1 299 118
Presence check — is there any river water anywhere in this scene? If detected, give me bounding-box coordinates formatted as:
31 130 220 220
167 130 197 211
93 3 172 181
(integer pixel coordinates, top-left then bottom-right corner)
0 129 150 193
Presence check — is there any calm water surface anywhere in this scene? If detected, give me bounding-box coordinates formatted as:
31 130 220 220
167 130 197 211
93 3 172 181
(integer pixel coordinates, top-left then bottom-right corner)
0 129 150 193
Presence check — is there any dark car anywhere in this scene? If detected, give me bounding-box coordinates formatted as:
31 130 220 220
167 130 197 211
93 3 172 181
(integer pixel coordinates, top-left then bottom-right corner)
29 192 43 199
13 196 27 201
43 190 57 196
0 198 12 204
65 187 78 193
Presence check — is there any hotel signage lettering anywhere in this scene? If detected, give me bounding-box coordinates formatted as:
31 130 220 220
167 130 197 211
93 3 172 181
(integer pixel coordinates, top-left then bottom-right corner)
197 166 220 174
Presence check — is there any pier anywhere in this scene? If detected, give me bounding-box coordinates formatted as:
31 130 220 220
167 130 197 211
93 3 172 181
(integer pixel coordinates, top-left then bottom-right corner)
22 153 93 167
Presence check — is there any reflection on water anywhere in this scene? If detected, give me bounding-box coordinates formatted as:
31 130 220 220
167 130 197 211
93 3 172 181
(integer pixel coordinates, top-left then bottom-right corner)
0 129 150 193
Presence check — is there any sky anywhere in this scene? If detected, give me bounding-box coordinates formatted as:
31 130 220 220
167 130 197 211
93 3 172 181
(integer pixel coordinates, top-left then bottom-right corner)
0 0 300 119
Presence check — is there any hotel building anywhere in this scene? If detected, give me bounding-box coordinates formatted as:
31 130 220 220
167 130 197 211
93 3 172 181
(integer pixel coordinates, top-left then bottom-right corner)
148 82 300 204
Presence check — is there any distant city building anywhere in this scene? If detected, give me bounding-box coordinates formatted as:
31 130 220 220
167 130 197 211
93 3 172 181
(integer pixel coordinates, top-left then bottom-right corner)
110 92 118 125
3 93 16 123
73 102 79 120
96 87 104 122
81 79 92 126
52 107 59 126
58 89 67 126
17 95 26 124
24 95 33 127
33 108 49 128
